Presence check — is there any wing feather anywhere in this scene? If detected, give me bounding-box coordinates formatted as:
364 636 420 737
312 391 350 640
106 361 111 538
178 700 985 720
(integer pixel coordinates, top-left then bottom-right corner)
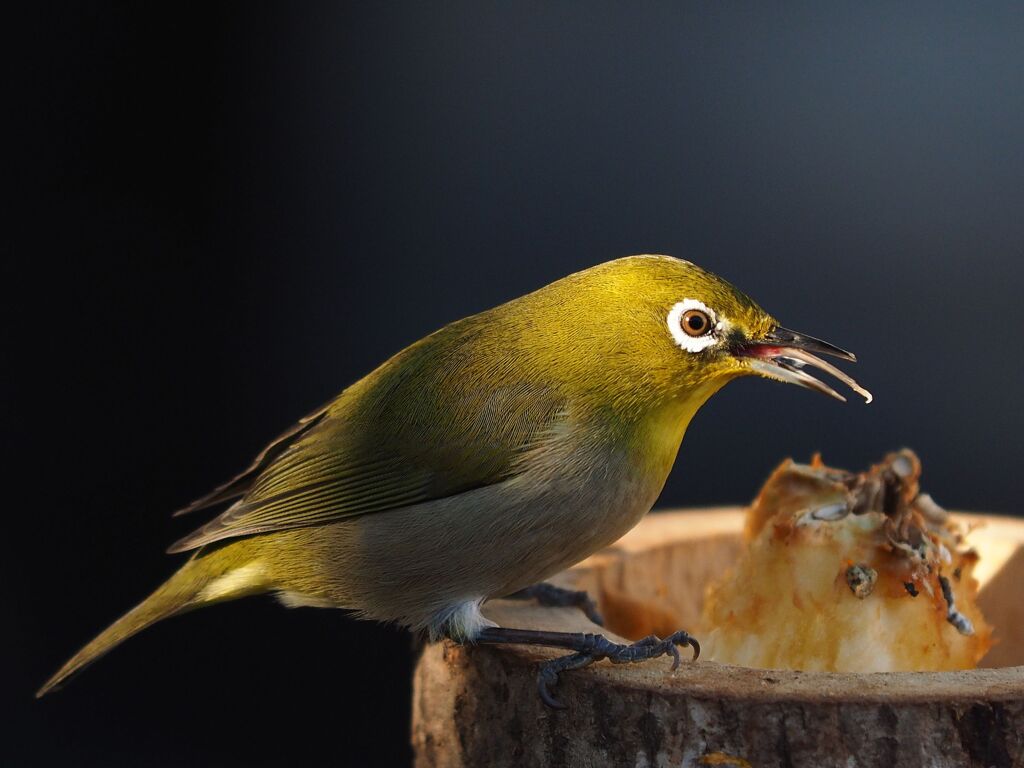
168 355 568 553
172 404 330 516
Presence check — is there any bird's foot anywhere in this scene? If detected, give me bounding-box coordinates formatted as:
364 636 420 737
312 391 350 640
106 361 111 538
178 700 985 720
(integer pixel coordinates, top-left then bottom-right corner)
472 627 699 709
506 582 604 626
536 631 700 708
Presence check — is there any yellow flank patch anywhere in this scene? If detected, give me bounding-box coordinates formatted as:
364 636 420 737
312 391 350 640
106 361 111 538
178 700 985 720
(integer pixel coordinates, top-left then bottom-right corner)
199 562 266 602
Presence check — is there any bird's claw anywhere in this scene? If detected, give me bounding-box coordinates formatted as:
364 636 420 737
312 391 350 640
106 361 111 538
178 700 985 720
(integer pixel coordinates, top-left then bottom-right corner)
666 630 701 669
535 630 700 709
537 651 595 709
537 663 566 709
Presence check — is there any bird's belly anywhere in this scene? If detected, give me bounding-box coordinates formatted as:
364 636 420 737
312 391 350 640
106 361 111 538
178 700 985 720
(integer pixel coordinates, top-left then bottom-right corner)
281 447 663 632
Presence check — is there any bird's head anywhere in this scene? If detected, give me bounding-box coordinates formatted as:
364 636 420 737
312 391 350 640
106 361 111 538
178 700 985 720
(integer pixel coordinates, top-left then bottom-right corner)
531 255 871 412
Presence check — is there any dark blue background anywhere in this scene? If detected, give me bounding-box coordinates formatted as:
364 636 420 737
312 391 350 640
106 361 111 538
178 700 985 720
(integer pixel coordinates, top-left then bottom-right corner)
10 3 1024 766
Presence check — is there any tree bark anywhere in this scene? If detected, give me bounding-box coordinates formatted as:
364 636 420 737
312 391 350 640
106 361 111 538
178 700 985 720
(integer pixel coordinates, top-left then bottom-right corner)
411 509 1024 768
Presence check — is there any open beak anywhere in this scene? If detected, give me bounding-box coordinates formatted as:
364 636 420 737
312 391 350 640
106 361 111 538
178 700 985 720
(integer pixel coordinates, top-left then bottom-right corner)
736 326 872 403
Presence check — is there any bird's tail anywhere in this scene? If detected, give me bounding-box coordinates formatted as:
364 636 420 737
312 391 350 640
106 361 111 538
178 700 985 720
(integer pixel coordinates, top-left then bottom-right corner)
36 540 270 697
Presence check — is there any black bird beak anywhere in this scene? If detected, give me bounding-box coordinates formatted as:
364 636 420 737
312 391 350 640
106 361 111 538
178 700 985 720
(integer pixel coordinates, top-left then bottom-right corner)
736 326 872 403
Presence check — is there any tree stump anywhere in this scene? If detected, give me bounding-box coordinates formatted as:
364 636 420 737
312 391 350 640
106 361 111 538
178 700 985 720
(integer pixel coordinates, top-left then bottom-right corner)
412 509 1024 768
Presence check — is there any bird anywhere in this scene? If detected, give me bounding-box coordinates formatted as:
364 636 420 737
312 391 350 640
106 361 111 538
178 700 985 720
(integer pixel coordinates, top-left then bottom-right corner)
37 255 870 706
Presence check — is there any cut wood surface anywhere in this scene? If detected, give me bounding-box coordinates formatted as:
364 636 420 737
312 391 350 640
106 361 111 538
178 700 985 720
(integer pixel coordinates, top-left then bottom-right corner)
412 508 1024 768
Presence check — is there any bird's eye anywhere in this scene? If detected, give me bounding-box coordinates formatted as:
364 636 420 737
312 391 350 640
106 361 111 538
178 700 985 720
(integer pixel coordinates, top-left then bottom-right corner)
681 309 712 337
667 299 719 352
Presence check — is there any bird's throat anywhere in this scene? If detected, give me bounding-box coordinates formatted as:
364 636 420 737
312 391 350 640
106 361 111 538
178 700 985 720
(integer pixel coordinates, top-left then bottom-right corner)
634 378 730 485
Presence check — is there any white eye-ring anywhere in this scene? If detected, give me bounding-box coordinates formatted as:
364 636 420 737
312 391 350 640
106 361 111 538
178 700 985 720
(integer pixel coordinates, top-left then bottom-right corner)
667 299 722 353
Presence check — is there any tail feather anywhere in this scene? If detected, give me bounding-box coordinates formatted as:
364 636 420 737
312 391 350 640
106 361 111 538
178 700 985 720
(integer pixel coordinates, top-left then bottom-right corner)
37 545 268 697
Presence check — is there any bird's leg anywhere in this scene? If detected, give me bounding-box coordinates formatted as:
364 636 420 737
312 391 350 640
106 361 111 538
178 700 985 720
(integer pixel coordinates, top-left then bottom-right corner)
471 626 700 709
505 582 604 626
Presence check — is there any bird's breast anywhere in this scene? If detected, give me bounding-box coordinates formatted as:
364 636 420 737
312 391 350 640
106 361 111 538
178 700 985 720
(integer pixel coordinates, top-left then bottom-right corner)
499 414 686 564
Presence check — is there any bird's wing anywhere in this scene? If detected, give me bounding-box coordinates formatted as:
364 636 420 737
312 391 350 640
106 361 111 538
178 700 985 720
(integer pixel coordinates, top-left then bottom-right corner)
172 403 331 516
168 328 569 552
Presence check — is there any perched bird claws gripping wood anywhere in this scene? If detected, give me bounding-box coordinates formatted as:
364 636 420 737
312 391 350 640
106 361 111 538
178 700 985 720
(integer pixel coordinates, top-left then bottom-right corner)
471 626 700 709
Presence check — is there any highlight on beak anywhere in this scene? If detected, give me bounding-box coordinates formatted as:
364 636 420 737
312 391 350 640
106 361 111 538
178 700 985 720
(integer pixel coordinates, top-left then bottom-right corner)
737 326 873 404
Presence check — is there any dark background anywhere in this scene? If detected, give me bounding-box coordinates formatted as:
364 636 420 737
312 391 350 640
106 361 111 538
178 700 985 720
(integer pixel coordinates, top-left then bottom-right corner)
9 2 1024 766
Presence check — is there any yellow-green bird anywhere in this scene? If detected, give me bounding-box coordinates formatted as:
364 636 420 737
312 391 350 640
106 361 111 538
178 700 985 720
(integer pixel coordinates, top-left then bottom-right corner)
38 255 870 707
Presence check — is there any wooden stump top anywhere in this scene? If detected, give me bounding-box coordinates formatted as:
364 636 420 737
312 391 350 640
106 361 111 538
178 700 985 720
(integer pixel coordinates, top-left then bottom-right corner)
413 509 1024 768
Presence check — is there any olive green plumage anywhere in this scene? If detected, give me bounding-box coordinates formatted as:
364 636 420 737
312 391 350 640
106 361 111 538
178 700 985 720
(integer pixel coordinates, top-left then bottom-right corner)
38 254 860 697
167 255 773 551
